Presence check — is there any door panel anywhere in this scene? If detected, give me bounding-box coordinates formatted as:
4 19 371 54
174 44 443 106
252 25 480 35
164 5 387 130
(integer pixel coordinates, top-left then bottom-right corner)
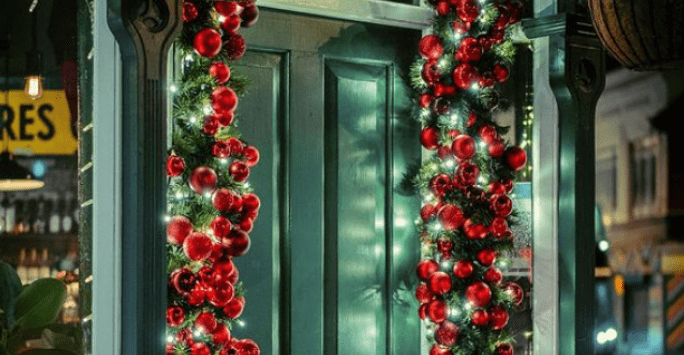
237 10 421 355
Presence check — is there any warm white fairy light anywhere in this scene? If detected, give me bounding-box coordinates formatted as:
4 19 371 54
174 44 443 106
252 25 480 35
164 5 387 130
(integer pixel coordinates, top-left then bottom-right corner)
166 336 174 343
164 215 171 222
237 320 246 327
203 192 212 199
169 85 178 93
175 191 184 199
449 307 462 318
471 82 480 90
219 158 229 165
189 116 198 124
420 108 431 120
442 158 455 169
203 105 213 115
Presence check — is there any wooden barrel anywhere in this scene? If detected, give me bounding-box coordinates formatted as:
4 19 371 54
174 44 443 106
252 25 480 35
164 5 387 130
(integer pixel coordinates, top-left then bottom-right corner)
589 0 684 70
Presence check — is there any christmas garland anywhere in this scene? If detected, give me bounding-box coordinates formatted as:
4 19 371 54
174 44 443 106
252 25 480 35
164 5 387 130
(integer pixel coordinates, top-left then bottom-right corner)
411 1 527 355
165 1 261 355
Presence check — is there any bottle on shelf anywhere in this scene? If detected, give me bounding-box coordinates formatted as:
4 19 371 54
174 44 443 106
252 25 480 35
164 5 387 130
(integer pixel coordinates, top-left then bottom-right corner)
16 248 28 285
70 198 79 233
0 203 5 233
27 248 39 284
32 198 47 234
49 199 61 234
61 198 74 234
39 248 51 279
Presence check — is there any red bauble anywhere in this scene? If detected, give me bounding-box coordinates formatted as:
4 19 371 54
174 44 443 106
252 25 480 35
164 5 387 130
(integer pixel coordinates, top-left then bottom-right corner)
224 229 251 257
210 62 231 84
489 141 505 158
214 257 236 279
501 178 514 193
503 282 524 306
197 266 215 287
203 115 220 135
488 181 506 194
471 309 490 326
496 343 514 355
453 63 477 89
490 194 513 217
491 29 505 43
239 1 260 27
493 63 510 83
186 282 206 306
463 219 488 240
478 35 496 51
427 299 449 323
477 248 497 266
437 239 454 253
433 83 457 97
238 217 254 233
215 1 243 16
166 305 184 327
242 146 260 167
194 28 222 58
430 173 452 197
207 281 235 307
421 126 441 150
221 14 242 34
420 204 437 222
437 145 453 159
434 321 459 347
478 124 499 144
495 13 510 30
183 2 198 22
195 312 218 333
171 268 196 296
430 345 454 355
428 271 452 295
437 204 465 231
489 305 509 330
490 217 509 239
416 259 440 280
505 147 527 171
224 34 247 60
455 37 482 62
456 161 480 186
212 86 238 114
466 112 477 127
212 323 231 345
167 216 193 245
452 134 475 160
213 140 232 158
419 35 444 60
218 111 235 126
190 166 218 194
210 215 232 239
416 283 434 304
477 71 496 88
484 268 503 285
166 156 185 177
419 93 434 108
234 339 260 355
436 0 451 15
191 343 211 355
457 0 479 23
213 189 237 211
230 160 250 182
242 193 261 212
465 281 492 307
223 296 246 319
508 1 523 24
453 260 474 279
184 232 213 261
453 20 471 35
422 60 442 86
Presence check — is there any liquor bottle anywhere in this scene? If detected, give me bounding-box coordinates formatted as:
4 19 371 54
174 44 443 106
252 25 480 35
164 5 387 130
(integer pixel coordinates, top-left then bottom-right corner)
32 198 46 234
49 199 61 234
2 198 14 234
12 200 24 234
62 199 74 233
0 204 5 233
39 248 51 278
27 248 39 284
16 248 28 285
70 198 79 233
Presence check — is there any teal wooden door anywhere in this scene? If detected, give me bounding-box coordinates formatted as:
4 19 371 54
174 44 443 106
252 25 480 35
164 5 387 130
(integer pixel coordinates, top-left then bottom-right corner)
234 10 421 355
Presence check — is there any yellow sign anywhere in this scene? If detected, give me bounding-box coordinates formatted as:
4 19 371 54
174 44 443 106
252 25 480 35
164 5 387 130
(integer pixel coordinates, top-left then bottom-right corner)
614 274 625 297
1 90 78 155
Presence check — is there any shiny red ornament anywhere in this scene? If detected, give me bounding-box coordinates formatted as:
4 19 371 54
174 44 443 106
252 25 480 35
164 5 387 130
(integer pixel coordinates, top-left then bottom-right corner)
184 232 213 261
224 229 251 257
221 15 242 34
478 124 498 144
455 37 482 62
186 282 206 306
213 189 237 211
466 112 477 127
477 248 497 266
452 134 475 160
504 282 524 306
508 0 523 24
242 193 260 211
207 281 235 307
417 259 440 280
453 63 477 89
218 111 235 127
489 305 509 330
436 0 451 15
505 146 527 171
171 268 196 296
437 145 453 159
494 13 510 30
478 71 496 88
183 1 198 22
453 260 474 279
203 115 220 135
238 217 254 233
211 215 232 239
192 343 212 355
484 267 503 285
489 181 506 194
437 204 465 231
419 303 429 320
488 141 505 158
215 1 243 16
230 160 250 182
166 305 184 327
234 339 261 355
420 204 437 222
166 155 185 177
167 216 193 245
212 323 232 345
453 19 471 34
490 194 513 217
437 239 454 253
212 86 238 114
457 0 479 23
212 140 231 158
430 173 452 197
478 35 495 51
197 266 214 287
463 219 488 240
419 35 444 60
421 127 441 150
422 60 442 86
496 343 514 355
490 217 509 239
471 309 490 326
227 137 244 155
224 296 246 319
491 29 505 43
210 62 231 84
195 312 218 333
242 146 260 167
465 281 492 307
493 63 510 83
456 161 480 186
416 283 434 304
194 28 222 58
239 1 260 27
428 299 449 323
224 34 247 60
419 93 434 108
430 345 454 355
434 321 459 347
428 271 452 295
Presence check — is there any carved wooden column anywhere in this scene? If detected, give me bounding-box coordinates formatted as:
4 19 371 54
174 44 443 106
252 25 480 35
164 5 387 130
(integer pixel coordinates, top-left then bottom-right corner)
107 0 182 353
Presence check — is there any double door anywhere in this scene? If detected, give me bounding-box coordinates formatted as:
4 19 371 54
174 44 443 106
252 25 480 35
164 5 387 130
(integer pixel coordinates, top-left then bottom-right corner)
233 10 422 355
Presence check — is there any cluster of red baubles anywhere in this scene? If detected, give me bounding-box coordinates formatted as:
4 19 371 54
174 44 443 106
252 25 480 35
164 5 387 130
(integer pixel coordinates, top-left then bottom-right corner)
415 1 525 355
167 1 261 355
185 0 258 60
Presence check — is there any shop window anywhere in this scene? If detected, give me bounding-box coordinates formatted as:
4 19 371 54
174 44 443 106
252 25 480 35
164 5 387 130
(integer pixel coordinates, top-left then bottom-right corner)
597 150 617 223
630 136 660 219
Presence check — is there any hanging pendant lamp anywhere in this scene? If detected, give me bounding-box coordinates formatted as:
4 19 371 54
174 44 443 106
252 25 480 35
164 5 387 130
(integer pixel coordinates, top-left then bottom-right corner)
0 152 45 191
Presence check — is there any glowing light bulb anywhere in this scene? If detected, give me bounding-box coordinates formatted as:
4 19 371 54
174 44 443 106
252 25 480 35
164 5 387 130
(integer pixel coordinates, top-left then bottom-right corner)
203 105 213 115
164 215 171 222
169 85 178 93
24 75 43 100
166 336 174 343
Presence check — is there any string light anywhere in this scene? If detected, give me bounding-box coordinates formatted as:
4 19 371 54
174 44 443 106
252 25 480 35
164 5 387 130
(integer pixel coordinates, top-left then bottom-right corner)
169 85 178 93
203 105 213 115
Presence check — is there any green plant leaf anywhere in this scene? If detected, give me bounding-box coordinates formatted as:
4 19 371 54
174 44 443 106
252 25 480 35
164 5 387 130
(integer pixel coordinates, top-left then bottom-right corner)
0 260 23 329
13 279 67 329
